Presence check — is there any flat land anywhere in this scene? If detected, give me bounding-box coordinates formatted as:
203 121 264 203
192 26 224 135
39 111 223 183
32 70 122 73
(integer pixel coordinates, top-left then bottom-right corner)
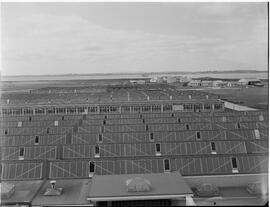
204 87 268 110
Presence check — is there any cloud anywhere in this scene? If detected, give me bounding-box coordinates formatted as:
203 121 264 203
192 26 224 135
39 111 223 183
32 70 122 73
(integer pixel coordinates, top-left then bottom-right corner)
198 3 238 17
2 14 221 60
1 11 267 75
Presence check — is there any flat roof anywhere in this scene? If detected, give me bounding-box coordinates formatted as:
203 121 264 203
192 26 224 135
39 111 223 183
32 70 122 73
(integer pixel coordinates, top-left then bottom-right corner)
1 180 43 205
88 172 193 202
193 186 268 206
31 179 91 206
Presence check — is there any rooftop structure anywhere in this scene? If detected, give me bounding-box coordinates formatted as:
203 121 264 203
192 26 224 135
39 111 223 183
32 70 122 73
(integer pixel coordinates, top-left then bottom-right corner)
31 179 91 206
88 172 193 205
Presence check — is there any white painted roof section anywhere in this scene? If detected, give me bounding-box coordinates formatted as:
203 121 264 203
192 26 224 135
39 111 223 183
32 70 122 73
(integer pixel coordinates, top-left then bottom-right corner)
222 100 258 111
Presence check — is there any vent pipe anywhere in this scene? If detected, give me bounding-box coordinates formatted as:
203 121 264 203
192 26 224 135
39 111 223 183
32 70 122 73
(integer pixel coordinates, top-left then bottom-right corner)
50 180 56 189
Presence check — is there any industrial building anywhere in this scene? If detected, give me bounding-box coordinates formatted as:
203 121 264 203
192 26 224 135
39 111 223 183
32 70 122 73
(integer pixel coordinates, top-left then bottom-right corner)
0 84 268 206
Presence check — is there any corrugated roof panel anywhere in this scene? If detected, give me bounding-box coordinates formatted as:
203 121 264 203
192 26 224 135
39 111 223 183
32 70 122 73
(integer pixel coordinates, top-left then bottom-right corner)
1 162 43 180
249 140 268 153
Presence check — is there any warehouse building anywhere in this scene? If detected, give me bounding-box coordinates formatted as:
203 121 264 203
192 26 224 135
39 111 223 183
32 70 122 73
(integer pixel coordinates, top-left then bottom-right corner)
0 86 268 206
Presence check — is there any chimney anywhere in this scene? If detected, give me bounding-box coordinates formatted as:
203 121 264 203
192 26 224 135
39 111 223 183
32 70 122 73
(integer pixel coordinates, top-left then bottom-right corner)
44 180 63 196
206 95 209 100
50 180 56 189
188 95 192 100
170 96 172 100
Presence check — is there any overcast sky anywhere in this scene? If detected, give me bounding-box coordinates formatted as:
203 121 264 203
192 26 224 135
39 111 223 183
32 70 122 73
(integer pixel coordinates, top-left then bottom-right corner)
1 2 268 76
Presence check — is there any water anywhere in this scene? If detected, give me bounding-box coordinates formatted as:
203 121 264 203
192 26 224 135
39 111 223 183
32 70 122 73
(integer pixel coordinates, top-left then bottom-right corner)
1 72 268 82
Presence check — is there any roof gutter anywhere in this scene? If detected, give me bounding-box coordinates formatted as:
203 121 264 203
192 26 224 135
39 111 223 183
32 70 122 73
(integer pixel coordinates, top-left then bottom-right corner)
87 193 194 202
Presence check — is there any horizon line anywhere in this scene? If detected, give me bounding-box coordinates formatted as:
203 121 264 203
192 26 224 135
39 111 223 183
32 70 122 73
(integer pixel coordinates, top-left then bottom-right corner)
1 69 268 77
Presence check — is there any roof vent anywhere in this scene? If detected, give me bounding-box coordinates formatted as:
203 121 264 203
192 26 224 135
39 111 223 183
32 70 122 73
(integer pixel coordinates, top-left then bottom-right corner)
259 114 264 121
221 116 226 122
205 95 209 100
195 183 220 197
44 180 63 196
170 96 172 100
18 121 22 127
83 109 88 115
126 177 152 192
1 183 15 200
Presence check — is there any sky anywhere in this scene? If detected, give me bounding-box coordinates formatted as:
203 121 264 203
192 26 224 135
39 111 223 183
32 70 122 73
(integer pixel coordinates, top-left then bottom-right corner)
1 2 268 76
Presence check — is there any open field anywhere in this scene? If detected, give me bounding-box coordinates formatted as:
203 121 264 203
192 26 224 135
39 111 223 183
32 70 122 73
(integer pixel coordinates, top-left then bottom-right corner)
0 79 130 92
204 87 268 110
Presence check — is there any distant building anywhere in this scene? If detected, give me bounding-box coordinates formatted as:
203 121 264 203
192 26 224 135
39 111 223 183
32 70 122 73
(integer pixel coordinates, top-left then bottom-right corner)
164 76 191 84
150 76 164 83
238 78 261 86
212 80 224 87
150 77 157 83
130 80 146 84
187 80 201 87
161 76 168 82
167 76 177 83
227 81 239 87
157 77 164 83
201 80 213 87
179 76 191 83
